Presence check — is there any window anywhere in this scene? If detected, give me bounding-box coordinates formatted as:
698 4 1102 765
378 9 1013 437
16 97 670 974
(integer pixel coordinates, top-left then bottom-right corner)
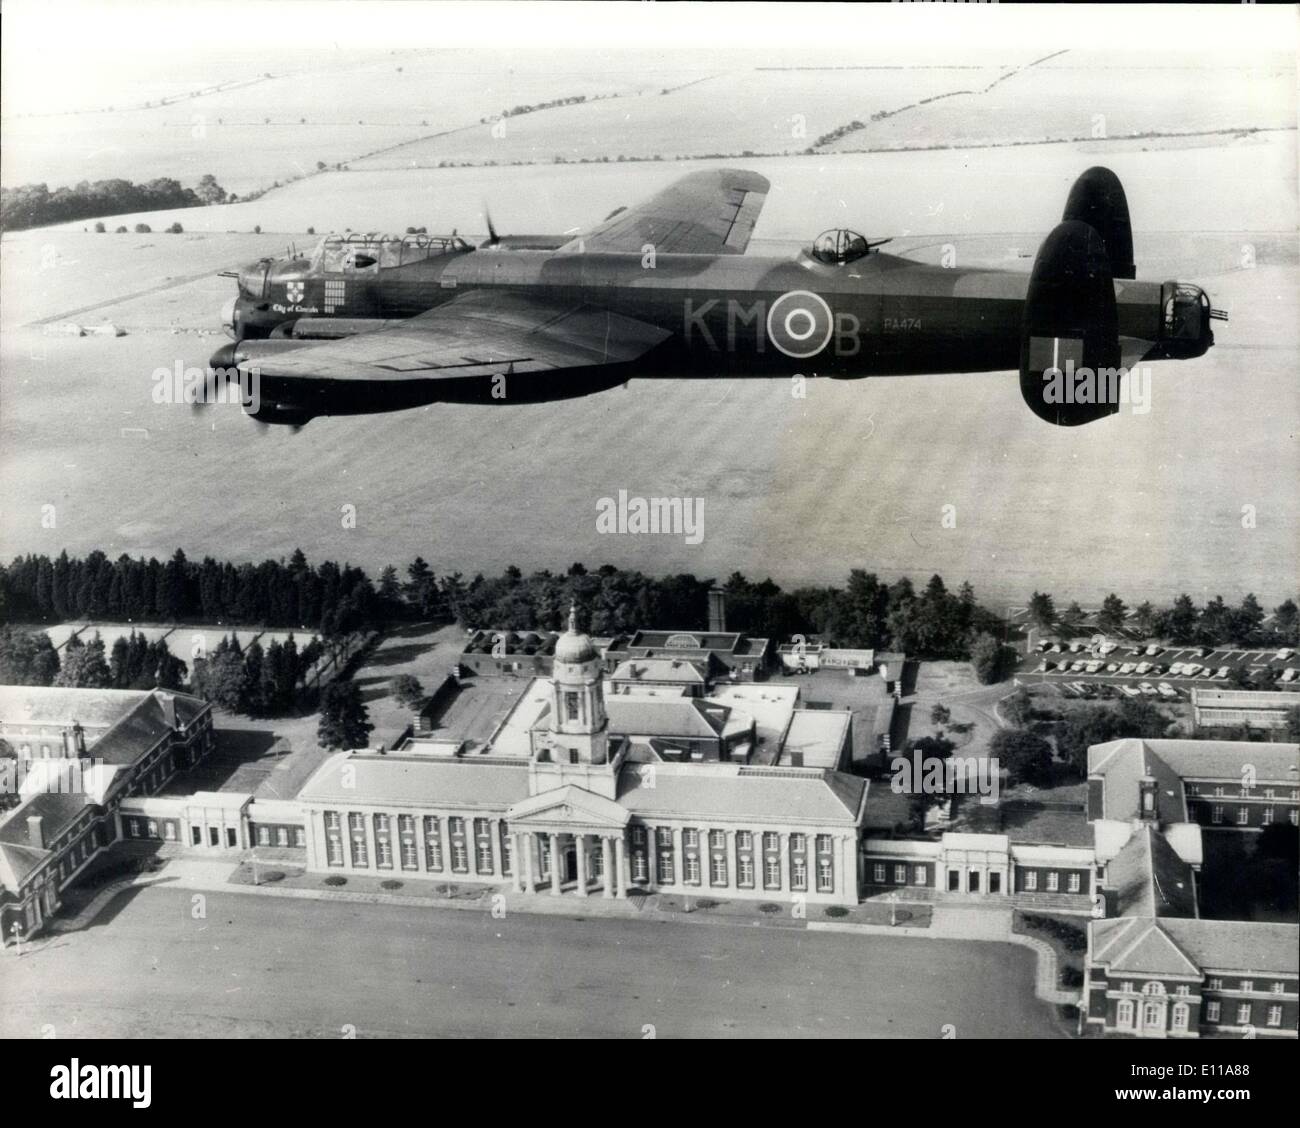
1214 786 1225 797
737 831 752 850
1046 872 1059 892
257 826 271 846
764 857 780 889
1271 982 1286 995
632 853 647 882
1068 873 1081 893
276 827 289 847
325 811 341 831
763 832 778 852
710 855 727 886
817 834 832 854
658 851 673 883
1236 1003 1251 1024
1171 1004 1189 1031
499 826 512 875
1291 809 1299 826
685 855 701 885
400 836 418 870
790 833 805 853
894 864 907 884
349 822 368 867
656 826 672 847
683 828 699 848
1024 872 1038 891
477 843 493 873
1120 982 1134 994
1211 805 1224 825
738 856 754 887
326 834 344 866
565 691 579 721
1175 985 1191 998
1262 808 1274 826
1141 982 1165 996
450 817 465 836
1267 1005 1282 1028
709 829 726 850
873 863 886 883
374 815 393 869
818 858 833 892
1117 999 1134 1027
1240 980 1253 994
452 842 468 873
1206 1001 1221 1023
1237 807 1249 826
913 865 927 886
163 822 176 841
1265 788 1276 800
147 819 158 838
423 817 442 871
632 825 646 845
127 819 140 839
791 858 807 891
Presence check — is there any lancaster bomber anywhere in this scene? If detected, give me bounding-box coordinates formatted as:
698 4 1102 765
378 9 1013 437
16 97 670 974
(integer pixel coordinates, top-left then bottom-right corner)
208 165 1225 428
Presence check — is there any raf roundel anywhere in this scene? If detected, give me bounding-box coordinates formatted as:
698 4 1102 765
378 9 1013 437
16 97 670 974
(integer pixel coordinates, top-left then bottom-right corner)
766 290 834 359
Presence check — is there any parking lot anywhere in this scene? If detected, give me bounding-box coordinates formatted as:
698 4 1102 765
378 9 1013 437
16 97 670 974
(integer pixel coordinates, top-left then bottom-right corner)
1017 641 1300 703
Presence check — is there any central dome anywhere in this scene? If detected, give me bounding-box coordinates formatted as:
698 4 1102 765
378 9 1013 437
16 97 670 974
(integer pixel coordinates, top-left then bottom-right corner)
554 602 598 664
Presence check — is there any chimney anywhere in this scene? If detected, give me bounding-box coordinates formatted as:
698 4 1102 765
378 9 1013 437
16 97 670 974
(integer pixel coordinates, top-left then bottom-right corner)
27 815 44 848
1139 768 1158 823
708 588 727 633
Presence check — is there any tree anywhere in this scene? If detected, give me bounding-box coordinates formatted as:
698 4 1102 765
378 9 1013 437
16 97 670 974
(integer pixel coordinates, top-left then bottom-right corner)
1028 591 1056 633
970 632 1008 685
1059 602 1085 636
989 728 1053 786
196 173 227 205
1002 685 1032 728
1131 601 1156 639
1167 594 1197 644
53 633 111 688
390 674 424 710
1097 593 1127 634
930 703 951 728
318 679 373 750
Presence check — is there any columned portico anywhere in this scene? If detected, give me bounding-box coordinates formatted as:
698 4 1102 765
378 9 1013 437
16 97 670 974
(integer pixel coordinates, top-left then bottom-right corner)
506 784 632 898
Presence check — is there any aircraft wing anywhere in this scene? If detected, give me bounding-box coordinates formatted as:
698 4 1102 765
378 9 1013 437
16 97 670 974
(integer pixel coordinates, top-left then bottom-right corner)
241 290 671 383
559 168 770 256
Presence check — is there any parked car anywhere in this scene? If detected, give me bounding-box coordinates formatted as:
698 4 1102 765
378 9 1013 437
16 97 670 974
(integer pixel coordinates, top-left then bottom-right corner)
1119 662 1136 675
1120 685 1142 698
1280 668 1298 683
1150 664 1168 675
1106 662 1121 673
1069 642 1084 653
1138 682 1158 696
1169 662 1186 675
1034 660 1053 673
1145 644 1163 656
1182 664 1202 677
1275 648 1294 661
1097 642 1118 656
1085 660 1104 674
1135 662 1152 675
1157 682 1179 699
1215 666 1232 679
1196 646 1212 659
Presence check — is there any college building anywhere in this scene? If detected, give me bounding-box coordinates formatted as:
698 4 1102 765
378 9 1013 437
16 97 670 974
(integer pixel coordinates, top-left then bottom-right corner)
1082 738 1299 1038
298 607 862 903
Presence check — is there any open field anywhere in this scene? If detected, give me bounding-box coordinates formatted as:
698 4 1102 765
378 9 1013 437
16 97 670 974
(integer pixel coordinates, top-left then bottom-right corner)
0 885 1063 1038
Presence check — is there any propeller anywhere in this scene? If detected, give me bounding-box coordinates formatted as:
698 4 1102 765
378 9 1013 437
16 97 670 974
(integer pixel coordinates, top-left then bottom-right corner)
483 204 499 247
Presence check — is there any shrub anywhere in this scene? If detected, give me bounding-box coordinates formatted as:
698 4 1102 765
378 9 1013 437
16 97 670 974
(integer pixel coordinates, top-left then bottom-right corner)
253 224 261 234
134 223 151 233
824 905 849 918
259 870 285 883
1061 965 1084 988
306 226 315 235
323 875 347 886
115 225 128 233
380 879 403 890
758 903 780 914
166 221 183 234
93 221 105 233
695 898 719 910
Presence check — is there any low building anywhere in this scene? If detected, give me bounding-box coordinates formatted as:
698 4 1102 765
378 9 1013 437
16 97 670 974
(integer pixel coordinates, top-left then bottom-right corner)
0 686 214 945
1192 688 1300 733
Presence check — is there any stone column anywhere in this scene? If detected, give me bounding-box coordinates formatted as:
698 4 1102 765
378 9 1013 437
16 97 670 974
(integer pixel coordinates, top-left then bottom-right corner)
522 832 535 893
510 832 522 892
615 836 628 898
549 833 561 895
575 834 589 897
778 832 789 892
437 816 449 876
602 836 614 899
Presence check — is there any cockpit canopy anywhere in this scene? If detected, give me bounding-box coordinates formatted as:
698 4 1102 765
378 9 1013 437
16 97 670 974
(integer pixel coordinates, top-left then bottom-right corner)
811 229 871 266
308 231 473 272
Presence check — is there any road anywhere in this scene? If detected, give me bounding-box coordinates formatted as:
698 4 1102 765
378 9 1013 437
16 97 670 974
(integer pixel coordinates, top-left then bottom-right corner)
1 886 1064 1039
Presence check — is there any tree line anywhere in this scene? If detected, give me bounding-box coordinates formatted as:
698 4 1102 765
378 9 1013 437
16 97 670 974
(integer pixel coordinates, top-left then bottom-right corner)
0 175 227 232
1026 590 1299 647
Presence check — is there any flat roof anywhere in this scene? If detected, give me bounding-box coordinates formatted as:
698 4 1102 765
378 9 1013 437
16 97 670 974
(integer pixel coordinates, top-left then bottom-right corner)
782 710 851 769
